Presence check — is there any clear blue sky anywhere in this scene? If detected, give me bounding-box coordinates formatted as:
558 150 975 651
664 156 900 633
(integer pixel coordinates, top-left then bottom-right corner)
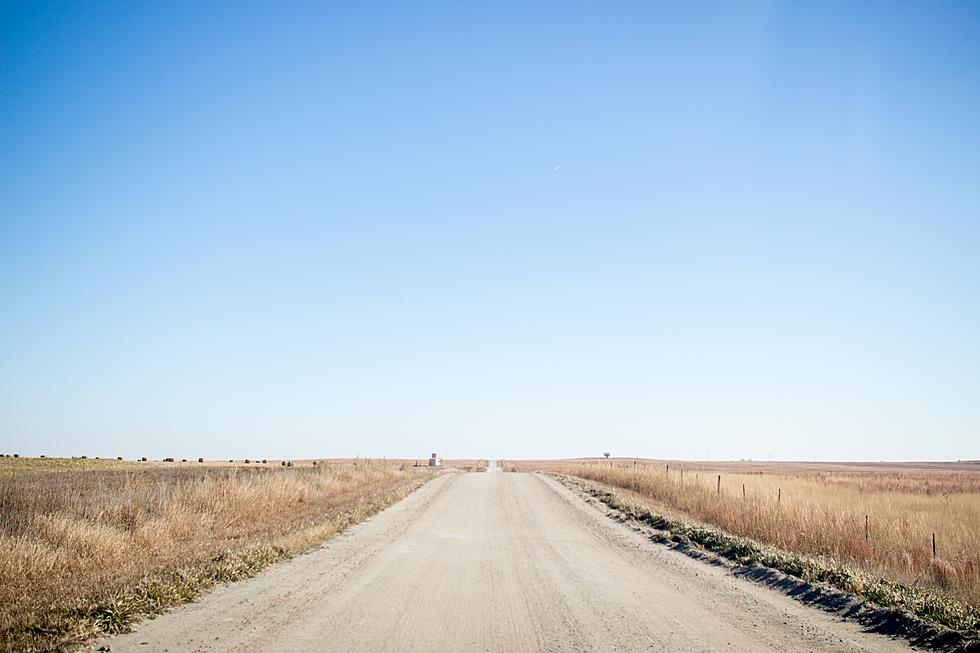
1 2 978 461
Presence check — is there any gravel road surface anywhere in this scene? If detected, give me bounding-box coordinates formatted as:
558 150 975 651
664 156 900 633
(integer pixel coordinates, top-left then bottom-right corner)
98 472 911 652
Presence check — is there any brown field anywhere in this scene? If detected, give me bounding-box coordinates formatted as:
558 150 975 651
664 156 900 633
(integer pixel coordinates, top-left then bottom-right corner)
0 456 441 652
0 456 486 474
508 458 980 608
442 459 489 472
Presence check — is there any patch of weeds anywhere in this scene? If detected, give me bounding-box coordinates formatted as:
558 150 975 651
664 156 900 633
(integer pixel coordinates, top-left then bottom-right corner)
578 477 980 632
1 472 438 653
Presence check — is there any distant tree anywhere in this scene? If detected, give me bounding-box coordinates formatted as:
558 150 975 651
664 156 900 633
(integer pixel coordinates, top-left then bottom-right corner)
603 452 611 459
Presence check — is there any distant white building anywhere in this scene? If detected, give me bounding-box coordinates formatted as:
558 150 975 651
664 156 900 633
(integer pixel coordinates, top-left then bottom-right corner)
428 452 441 467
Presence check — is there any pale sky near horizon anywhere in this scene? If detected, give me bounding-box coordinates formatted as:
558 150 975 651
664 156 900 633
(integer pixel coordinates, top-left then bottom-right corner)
1 2 978 462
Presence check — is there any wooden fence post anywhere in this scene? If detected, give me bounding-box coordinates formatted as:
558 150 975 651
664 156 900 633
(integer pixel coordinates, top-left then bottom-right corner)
777 488 781 504
742 483 745 499
933 533 937 559
717 475 721 495
865 515 869 541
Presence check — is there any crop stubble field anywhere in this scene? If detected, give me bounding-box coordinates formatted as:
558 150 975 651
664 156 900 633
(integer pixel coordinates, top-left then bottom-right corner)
509 459 980 616
0 456 442 652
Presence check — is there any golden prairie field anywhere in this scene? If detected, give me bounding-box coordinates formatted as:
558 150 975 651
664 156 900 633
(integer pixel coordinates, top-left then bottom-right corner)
509 458 980 608
0 457 440 652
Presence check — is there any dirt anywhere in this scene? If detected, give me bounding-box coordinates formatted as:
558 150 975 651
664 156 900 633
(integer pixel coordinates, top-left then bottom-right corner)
96 472 915 652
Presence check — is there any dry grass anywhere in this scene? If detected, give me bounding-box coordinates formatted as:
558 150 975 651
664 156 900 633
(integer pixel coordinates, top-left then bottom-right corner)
0 457 439 652
445 459 489 472
359 458 489 472
510 459 980 610
0 456 130 476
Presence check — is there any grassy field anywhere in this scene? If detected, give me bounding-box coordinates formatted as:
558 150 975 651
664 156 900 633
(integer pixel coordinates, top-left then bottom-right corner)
509 459 980 614
0 456 440 652
0 455 131 475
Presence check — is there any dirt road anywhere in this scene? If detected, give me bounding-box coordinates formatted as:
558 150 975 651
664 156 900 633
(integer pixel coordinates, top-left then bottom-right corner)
99 472 911 652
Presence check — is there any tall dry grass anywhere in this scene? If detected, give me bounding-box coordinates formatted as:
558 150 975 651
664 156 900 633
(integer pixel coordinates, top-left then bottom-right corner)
513 459 980 608
0 458 437 652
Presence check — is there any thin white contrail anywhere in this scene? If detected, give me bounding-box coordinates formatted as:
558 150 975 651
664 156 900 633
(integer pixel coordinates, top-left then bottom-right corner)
554 162 566 171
